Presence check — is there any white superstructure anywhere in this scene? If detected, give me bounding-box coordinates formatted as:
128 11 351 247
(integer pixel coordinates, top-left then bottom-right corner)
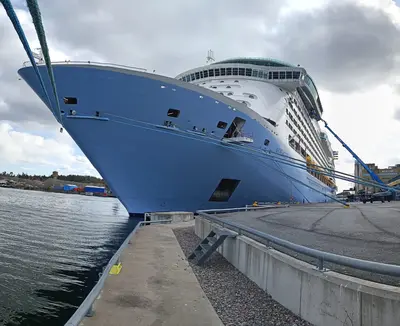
176 57 336 188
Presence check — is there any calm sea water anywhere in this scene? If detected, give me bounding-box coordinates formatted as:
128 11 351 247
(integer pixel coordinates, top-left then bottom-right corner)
0 188 136 326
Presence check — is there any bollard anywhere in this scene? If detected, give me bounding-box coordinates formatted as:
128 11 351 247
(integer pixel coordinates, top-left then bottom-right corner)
86 304 95 317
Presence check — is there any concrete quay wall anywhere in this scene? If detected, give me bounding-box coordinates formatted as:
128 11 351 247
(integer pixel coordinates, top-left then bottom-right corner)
195 216 400 326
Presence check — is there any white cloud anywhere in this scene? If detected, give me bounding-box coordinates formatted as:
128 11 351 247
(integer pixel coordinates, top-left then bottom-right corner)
321 84 400 190
0 122 98 176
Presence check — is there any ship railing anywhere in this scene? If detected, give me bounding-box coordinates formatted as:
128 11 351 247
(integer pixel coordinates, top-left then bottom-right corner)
64 219 172 326
22 60 147 72
197 207 400 276
235 131 254 139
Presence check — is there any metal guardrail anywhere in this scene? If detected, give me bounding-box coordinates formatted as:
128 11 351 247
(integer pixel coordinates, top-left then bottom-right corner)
197 210 400 277
64 219 172 326
199 204 290 214
22 60 147 72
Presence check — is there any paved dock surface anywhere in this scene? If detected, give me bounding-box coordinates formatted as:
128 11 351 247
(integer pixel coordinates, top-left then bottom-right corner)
81 222 223 326
216 202 400 284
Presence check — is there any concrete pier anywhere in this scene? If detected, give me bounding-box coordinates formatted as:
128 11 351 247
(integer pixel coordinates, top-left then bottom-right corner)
195 211 400 326
81 221 222 326
216 202 400 268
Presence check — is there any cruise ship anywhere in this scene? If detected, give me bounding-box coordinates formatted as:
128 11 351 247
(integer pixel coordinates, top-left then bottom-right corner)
18 56 337 216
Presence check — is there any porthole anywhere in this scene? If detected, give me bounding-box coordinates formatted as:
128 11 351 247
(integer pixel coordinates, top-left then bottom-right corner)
217 121 228 129
63 97 77 104
167 109 180 118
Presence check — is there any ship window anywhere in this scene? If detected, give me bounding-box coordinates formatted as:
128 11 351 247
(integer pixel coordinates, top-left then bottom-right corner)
200 71 204 78
167 109 180 118
227 92 233 95
258 71 263 78
246 68 252 76
264 117 276 127
269 72 272 79
263 72 269 79
226 86 231 89
209 178 240 202
234 80 239 83
215 69 220 77
195 72 200 79
224 117 246 138
209 69 214 77
95 111 100 117
204 70 208 78
63 97 77 104
252 70 258 77
248 94 255 99
217 121 228 129
233 68 238 75
273 72 279 79
190 73 195 81
279 72 285 79
264 139 270 146
220 80 224 83
293 71 300 79
286 71 293 79
226 68 232 75
239 68 245 76
220 68 226 76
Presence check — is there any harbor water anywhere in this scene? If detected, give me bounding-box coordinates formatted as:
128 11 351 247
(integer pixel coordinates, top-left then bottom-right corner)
0 188 135 326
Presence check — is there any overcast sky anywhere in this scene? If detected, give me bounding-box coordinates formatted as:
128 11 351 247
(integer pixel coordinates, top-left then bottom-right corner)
0 0 400 191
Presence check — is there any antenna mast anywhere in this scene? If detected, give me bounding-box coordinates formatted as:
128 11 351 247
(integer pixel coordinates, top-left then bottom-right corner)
206 50 215 64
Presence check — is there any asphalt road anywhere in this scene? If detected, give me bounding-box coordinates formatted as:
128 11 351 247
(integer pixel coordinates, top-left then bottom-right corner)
217 202 400 285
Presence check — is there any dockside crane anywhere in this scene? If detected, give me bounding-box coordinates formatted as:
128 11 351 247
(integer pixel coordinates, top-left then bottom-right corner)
321 120 397 202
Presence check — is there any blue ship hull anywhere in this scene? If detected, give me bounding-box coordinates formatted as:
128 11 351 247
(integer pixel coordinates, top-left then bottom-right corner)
18 63 334 214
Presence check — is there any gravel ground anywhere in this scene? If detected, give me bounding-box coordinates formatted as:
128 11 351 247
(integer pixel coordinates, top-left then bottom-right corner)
173 226 312 326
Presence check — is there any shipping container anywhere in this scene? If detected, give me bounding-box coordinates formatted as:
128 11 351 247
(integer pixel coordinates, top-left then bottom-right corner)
84 186 105 193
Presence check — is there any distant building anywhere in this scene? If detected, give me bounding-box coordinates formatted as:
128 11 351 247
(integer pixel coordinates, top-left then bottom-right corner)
44 178 64 189
354 162 400 193
52 171 59 179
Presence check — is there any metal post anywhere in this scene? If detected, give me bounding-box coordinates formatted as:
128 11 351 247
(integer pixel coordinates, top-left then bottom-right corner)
86 304 94 317
318 257 324 271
